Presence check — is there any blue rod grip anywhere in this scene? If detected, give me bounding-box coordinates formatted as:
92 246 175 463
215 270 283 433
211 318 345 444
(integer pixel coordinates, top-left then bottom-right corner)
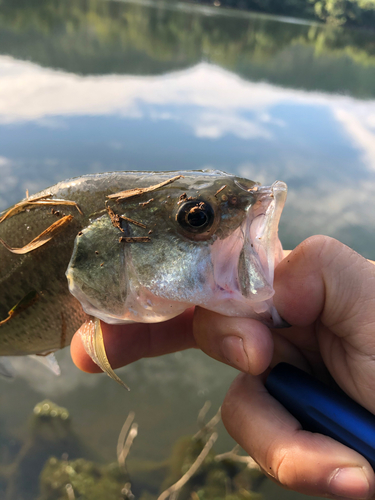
265 363 375 470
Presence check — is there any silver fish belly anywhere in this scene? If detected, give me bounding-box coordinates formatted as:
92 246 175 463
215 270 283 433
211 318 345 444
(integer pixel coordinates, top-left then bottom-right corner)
0 170 287 359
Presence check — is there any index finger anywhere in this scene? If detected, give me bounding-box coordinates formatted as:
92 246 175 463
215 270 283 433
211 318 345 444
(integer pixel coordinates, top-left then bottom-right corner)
71 307 196 373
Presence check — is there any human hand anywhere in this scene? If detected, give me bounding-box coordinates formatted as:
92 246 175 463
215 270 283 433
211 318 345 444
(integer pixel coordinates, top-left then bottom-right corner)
216 235 375 499
71 235 375 499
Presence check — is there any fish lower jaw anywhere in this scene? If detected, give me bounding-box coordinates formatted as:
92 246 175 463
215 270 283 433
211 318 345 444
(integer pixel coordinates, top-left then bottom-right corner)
74 289 191 325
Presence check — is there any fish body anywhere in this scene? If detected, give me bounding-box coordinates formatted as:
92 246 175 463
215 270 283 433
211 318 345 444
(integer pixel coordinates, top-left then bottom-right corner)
0 170 287 358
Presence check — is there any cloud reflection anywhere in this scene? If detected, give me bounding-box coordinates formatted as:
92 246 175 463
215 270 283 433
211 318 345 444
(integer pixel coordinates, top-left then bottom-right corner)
1 55 375 170
1 55 375 258
334 108 375 170
0 56 371 149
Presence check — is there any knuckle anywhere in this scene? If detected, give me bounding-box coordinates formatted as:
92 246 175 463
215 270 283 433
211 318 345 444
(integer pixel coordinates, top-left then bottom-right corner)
264 443 297 488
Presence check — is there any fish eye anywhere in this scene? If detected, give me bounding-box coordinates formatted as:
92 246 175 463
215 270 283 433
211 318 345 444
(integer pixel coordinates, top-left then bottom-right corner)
177 200 215 233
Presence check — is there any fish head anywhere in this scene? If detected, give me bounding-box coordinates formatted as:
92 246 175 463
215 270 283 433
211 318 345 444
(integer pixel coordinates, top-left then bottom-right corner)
66 171 287 326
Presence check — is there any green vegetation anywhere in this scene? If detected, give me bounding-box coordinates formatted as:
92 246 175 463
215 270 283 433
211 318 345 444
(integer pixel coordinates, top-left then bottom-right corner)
1 398 265 500
214 0 375 29
38 433 265 500
1 400 95 500
39 458 129 500
312 0 375 27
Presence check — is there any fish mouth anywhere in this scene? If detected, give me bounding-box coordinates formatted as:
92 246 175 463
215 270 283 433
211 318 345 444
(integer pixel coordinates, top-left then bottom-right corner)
209 181 287 326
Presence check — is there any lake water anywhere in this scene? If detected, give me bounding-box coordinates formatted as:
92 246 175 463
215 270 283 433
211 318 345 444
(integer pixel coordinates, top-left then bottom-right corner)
0 0 375 498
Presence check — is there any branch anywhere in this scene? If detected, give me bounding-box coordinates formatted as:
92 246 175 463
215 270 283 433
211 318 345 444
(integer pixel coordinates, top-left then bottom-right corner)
157 432 218 500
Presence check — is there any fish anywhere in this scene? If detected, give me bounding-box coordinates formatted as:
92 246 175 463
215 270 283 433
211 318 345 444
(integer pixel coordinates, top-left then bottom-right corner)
0 170 287 382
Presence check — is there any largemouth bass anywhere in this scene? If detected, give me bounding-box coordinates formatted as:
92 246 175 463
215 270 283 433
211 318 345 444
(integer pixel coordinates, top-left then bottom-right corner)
0 170 286 378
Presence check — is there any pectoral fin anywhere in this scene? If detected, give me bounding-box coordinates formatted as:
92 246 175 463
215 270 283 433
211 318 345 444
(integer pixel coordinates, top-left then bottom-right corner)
79 318 130 390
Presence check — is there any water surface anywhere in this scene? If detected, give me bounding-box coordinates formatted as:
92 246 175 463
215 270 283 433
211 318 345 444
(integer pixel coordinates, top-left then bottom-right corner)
1 0 375 498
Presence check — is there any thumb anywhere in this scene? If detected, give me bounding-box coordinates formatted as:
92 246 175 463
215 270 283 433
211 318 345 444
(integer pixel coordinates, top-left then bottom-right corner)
274 235 375 413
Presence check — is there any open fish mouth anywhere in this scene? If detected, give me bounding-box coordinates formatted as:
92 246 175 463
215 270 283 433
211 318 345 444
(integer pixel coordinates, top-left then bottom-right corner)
208 181 287 326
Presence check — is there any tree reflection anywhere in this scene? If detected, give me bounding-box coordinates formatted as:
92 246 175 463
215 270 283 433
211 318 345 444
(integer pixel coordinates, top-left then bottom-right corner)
0 0 375 97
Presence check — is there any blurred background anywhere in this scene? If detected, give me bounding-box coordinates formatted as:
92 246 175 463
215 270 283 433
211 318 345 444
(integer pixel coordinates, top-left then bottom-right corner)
0 0 375 498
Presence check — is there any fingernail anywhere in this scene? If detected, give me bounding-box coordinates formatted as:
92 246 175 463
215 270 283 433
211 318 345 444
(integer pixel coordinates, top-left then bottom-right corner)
328 467 370 499
221 335 250 372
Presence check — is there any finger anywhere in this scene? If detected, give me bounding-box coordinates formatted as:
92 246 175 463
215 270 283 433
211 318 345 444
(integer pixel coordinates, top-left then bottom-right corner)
193 307 273 376
275 236 375 331
71 308 196 373
222 373 375 499
193 308 313 376
274 235 375 411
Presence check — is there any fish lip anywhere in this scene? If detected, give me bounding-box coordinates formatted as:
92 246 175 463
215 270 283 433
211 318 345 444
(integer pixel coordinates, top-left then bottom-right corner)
245 180 287 325
250 180 287 284
208 180 287 326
